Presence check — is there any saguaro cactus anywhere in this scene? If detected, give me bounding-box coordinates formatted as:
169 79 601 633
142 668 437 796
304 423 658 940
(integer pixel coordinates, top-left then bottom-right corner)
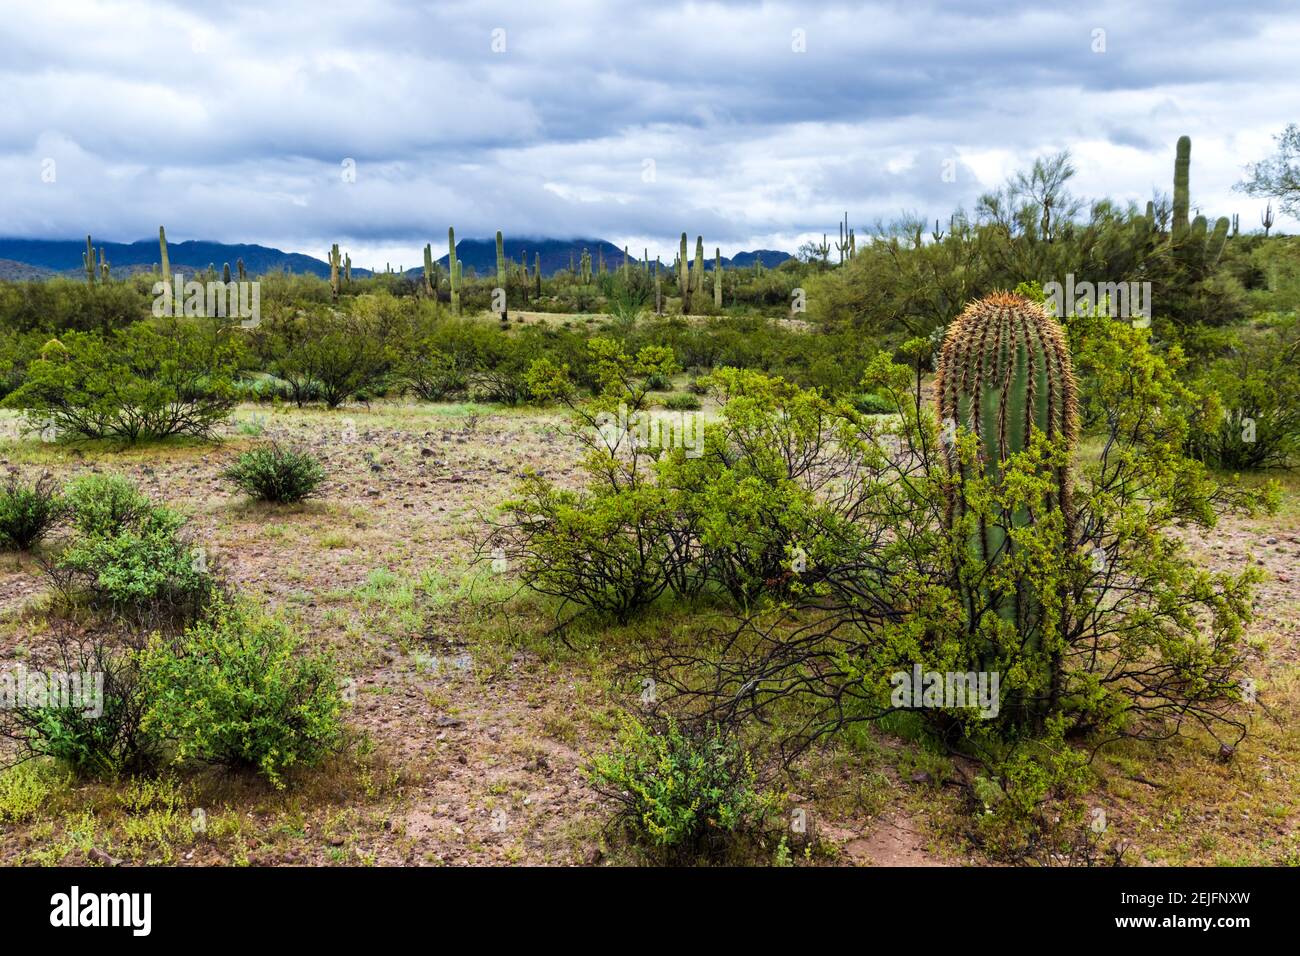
714 247 722 308
223 262 232 283
83 235 96 285
534 252 541 296
693 236 705 295
655 256 662 314
678 233 690 313
448 227 460 315
423 243 435 295
496 231 506 281
934 292 1079 672
328 243 341 301
1173 135 1191 238
237 259 246 282
159 226 171 281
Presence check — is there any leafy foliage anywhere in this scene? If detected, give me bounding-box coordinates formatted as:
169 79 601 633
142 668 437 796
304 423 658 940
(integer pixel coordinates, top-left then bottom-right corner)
0 471 62 551
139 600 345 788
222 444 326 503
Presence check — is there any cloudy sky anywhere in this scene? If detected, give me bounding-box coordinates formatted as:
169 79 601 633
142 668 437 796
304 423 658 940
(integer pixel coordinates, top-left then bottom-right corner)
1 0 1297 268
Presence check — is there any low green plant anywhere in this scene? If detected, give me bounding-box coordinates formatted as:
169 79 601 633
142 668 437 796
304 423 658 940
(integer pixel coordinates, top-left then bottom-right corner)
222 444 325 503
53 481 214 625
0 471 62 550
139 600 345 788
662 392 702 411
0 632 159 778
63 472 153 537
587 713 772 859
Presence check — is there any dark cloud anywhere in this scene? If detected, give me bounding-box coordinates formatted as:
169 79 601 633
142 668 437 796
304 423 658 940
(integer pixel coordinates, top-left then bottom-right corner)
0 0 1295 266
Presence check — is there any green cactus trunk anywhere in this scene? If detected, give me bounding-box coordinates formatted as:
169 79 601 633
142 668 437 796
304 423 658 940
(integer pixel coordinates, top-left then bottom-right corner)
83 235 95 285
222 262 231 284
423 244 435 296
655 257 662 314
237 259 246 282
678 234 689 312
328 244 341 301
534 252 542 296
159 226 171 282
714 247 722 309
693 236 704 295
935 293 1079 713
496 231 506 282
1173 135 1191 238
448 227 460 316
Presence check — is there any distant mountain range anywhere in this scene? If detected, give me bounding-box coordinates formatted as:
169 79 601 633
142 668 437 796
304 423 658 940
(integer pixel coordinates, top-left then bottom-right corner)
0 237 792 282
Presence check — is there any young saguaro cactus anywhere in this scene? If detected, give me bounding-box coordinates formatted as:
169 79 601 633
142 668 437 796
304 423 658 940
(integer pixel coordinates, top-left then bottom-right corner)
934 292 1078 652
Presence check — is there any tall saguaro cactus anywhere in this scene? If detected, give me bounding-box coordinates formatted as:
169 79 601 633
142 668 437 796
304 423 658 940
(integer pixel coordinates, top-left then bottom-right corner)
448 227 460 316
496 231 506 282
328 243 342 301
1173 135 1191 238
693 236 705 295
83 235 96 285
714 247 722 308
534 252 541 296
934 293 1078 675
159 226 171 281
678 233 690 313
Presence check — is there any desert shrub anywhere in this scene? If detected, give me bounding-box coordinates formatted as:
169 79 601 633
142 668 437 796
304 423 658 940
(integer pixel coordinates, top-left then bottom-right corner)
851 392 894 415
587 713 772 859
1187 318 1300 469
63 472 153 537
0 472 62 551
222 444 325 503
139 601 345 788
53 490 214 625
1 321 239 442
0 631 159 778
644 372 672 391
662 392 701 411
686 377 710 395
267 310 391 407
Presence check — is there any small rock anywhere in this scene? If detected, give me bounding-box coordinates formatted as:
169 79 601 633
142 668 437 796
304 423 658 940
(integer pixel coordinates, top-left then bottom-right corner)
88 847 122 867
910 770 932 785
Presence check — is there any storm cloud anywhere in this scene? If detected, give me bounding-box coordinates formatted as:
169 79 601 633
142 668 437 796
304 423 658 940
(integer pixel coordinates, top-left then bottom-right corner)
1 0 1295 267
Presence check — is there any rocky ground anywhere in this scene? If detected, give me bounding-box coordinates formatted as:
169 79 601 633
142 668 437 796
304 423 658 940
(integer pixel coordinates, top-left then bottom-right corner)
0 404 1295 866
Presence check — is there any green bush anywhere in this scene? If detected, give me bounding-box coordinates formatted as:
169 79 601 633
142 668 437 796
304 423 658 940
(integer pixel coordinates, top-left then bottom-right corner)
662 392 702 411
139 601 345 788
1 321 240 443
222 444 326 503
587 714 772 858
53 483 214 625
851 392 895 415
63 473 152 537
0 633 159 778
0 472 62 551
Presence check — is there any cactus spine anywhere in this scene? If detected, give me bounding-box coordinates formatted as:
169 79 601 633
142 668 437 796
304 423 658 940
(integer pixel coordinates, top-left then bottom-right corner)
448 227 460 315
935 293 1078 678
1173 135 1191 237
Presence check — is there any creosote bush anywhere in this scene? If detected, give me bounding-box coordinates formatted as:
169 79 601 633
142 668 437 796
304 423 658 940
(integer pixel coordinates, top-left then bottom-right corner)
52 475 214 626
587 713 773 859
139 600 345 788
222 444 326 503
0 471 62 551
